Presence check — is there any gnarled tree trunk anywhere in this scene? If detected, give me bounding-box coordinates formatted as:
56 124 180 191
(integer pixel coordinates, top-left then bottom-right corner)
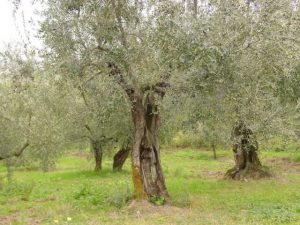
131 93 169 201
91 140 102 172
113 142 130 171
107 62 169 202
225 122 270 180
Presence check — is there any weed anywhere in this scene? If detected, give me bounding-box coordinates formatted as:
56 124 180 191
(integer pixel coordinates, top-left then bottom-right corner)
172 191 192 207
106 186 132 208
149 196 165 206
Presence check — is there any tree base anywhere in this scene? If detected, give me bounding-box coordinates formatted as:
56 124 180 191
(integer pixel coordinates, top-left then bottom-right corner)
94 167 102 172
225 165 271 180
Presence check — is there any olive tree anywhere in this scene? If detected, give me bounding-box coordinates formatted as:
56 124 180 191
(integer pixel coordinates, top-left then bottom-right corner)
188 0 300 179
0 46 70 172
61 74 132 172
0 47 34 165
38 0 206 201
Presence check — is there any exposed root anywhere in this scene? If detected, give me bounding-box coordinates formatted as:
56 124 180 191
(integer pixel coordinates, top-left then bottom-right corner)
225 164 271 180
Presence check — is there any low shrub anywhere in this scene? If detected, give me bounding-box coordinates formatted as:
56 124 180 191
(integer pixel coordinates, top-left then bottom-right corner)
106 186 132 208
73 183 131 209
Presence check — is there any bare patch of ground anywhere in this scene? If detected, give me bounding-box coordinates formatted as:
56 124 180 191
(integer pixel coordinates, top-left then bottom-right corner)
108 199 194 224
26 218 41 225
107 200 232 225
265 157 300 174
216 156 233 164
126 200 189 215
0 215 39 225
0 214 17 225
201 170 224 179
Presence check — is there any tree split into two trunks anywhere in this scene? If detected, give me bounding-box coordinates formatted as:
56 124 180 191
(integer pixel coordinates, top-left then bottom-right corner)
108 2 169 201
108 62 169 202
131 93 169 201
225 122 271 180
89 97 170 201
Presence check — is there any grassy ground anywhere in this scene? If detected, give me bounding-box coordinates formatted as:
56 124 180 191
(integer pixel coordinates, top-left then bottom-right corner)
0 149 300 225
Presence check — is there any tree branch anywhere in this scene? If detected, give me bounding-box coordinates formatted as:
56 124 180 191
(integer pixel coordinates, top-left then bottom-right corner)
79 85 90 108
84 124 93 136
107 62 135 99
0 142 29 161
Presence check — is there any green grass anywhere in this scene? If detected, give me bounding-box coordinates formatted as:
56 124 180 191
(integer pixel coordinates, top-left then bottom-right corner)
0 149 300 224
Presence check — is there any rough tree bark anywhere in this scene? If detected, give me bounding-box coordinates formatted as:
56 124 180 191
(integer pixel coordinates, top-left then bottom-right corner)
131 93 169 201
108 62 169 202
113 141 130 171
91 140 103 172
225 122 270 180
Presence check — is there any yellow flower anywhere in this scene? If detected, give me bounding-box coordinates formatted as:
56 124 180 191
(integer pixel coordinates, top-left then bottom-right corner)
67 217 72 221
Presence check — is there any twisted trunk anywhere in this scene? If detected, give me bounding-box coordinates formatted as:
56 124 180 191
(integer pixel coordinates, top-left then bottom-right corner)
225 122 270 180
113 143 130 171
107 61 169 202
131 93 169 201
91 140 102 172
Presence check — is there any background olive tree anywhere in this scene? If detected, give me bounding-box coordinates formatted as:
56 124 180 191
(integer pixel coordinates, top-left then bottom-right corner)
0 46 71 173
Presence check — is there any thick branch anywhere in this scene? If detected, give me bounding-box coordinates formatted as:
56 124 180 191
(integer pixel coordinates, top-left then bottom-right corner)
84 124 93 137
107 62 134 99
0 142 29 161
111 0 136 87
